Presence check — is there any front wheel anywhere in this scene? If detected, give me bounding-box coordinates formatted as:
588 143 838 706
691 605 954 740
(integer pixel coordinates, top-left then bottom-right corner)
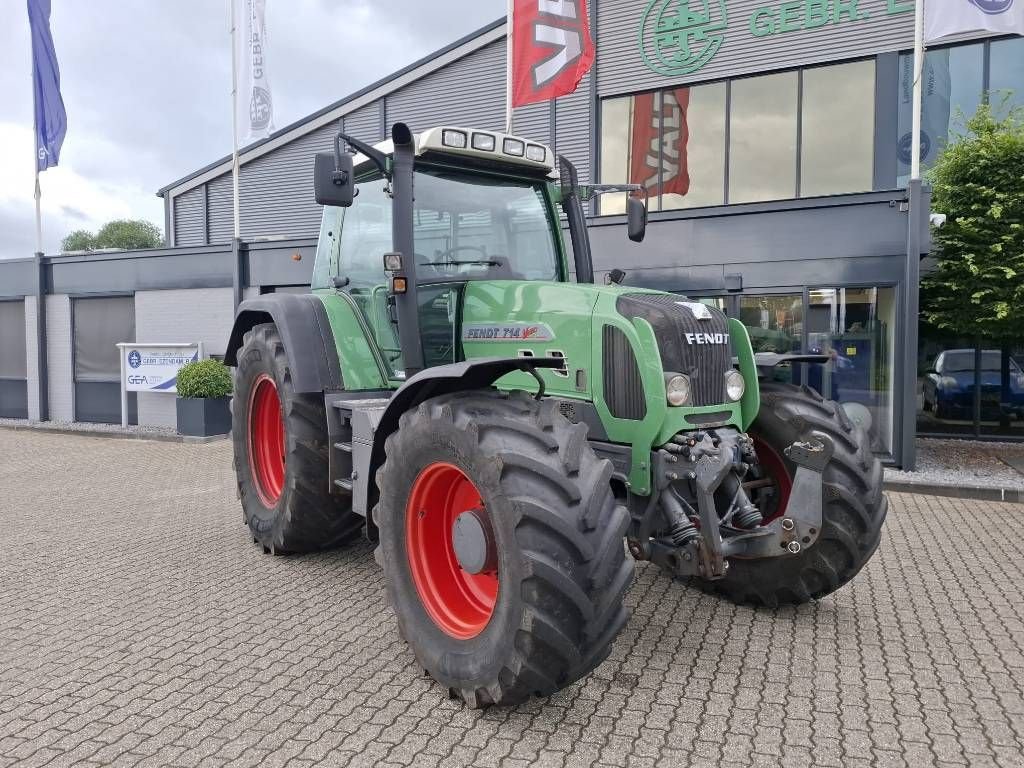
696 381 887 607
375 390 633 707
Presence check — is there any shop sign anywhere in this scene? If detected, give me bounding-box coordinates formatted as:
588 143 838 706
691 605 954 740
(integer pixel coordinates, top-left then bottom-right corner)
118 343 202 394
639 0 914 77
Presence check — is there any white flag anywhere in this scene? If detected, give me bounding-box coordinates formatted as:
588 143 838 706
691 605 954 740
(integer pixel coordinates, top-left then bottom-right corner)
897 49 951 178
925 0 1024 43
235 0 274 143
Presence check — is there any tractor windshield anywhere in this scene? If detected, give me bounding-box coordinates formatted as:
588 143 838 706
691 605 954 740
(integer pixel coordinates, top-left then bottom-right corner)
312 168 561 292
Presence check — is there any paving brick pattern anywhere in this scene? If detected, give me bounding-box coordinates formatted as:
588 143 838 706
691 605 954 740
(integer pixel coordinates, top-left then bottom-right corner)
1 429 1022 768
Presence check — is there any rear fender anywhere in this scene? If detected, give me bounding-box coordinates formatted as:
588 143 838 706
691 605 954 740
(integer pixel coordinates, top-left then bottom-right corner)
225 294 343 394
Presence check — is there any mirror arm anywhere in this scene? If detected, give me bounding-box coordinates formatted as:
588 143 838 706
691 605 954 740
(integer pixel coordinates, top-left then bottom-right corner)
581 183 646 201
336 131 389 178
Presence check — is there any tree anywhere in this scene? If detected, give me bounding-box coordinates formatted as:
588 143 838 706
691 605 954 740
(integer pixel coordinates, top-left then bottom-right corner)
59 219 164 253
922 103 1024 341
921 102 1024 426
60 230 95 252
93 219 164 250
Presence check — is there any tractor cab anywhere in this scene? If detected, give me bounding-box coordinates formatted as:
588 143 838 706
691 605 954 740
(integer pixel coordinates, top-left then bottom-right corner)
311 122 646 380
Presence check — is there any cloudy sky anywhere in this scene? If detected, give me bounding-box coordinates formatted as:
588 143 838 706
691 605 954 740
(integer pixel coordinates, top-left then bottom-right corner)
0 0 504 259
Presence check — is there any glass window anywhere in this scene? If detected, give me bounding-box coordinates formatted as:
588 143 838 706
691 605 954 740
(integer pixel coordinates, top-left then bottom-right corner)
599 95 631 215
807 288 896 454
897 44 984 185
729 72 798 203
989 37 1024 117
0 301 27 380
738 294 803 353
801 61 875 197
599 84 726 214
73 296 135 383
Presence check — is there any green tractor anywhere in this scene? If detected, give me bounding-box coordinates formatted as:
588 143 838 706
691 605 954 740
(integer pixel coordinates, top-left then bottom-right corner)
224 122 886 707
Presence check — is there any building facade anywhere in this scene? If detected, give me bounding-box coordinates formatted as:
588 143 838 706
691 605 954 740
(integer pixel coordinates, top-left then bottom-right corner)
1 2 1022 467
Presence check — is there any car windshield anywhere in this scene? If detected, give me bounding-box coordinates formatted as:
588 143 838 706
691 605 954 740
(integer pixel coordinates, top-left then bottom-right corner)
939 351 1022 373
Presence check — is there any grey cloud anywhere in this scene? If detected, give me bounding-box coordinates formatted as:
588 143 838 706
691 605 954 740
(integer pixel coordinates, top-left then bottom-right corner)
0 0 504 259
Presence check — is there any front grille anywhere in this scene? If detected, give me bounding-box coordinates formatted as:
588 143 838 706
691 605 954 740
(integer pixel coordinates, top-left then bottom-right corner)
602 325 646 420
616 293 732 407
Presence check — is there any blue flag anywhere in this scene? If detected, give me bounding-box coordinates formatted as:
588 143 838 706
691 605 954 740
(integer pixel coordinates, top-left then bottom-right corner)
27 0 66 172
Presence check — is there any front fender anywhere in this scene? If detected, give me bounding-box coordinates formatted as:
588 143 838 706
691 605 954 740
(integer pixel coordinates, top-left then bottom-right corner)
367 356 563 504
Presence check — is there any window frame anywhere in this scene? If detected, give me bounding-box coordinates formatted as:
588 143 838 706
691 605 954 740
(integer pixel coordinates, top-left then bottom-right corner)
596 55 880 211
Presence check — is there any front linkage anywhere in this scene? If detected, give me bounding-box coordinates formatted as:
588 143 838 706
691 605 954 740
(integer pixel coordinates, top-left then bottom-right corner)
628 428 834 581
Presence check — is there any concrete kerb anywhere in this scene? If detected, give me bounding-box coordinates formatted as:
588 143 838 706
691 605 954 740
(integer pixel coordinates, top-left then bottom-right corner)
883 479 1024 504
0 421 228 445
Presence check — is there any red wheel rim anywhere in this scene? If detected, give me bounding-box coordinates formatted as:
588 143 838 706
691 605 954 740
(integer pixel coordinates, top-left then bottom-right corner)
248 374 285 506
406 462 498 639
752 436 793 524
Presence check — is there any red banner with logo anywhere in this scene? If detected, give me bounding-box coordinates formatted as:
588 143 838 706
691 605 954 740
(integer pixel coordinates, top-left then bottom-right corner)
511 0 595 108
629 89 690 199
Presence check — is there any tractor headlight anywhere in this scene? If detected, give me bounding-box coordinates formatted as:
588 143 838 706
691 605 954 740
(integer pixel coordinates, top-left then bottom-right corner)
441 129 468 148
665 374 691 407
725 370 745 402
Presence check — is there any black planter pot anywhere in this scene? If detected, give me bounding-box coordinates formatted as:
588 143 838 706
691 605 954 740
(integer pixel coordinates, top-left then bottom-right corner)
176 396 232 437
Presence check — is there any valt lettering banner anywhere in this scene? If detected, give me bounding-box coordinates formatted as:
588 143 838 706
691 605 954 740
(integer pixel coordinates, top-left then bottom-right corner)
511 0 595 107
630 89 691 199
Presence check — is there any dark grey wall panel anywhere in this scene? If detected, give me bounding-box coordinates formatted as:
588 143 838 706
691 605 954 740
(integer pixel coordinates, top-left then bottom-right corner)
596 0 917 97
172 186 206 247
0 379 28 419
0 259 38 298
343 102 384 144
50 246 233 294
246 239 317 288
75 382 135 424
588 191 916 289
386 39 506 134
207 174 234 245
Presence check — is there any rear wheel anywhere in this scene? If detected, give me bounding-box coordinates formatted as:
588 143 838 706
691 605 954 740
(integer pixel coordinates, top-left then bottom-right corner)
375 390 633 707
696 381 887 607
232 322 362 554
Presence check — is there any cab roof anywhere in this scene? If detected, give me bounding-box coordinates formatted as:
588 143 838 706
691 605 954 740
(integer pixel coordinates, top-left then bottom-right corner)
352 126 556 177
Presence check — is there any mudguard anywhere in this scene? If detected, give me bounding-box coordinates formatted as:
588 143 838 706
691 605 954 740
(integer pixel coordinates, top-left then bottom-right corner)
366 356 563 504
224 294 343 394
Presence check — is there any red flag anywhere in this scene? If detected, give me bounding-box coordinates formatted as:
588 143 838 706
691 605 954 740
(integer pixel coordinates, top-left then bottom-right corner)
629 89 690 198
511 0 595 108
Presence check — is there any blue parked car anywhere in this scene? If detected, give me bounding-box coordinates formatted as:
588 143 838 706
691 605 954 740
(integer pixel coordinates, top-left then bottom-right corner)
923 349 1024 420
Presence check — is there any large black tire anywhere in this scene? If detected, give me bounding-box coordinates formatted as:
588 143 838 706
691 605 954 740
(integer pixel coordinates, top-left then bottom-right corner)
232 322 362 554
374 390 633 707
695 381 887 607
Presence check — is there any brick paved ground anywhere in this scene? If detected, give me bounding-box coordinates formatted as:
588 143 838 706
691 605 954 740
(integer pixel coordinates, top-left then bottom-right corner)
1 429 1022 768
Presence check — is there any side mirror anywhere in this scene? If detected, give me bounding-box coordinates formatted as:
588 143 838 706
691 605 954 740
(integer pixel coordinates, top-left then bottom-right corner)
314 149 355 207
627 196 647 243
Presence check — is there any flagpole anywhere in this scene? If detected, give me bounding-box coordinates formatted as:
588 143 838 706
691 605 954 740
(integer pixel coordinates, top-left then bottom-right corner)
910 0 924 180
505 0 514 134
230 0 241 240
31 53 43 255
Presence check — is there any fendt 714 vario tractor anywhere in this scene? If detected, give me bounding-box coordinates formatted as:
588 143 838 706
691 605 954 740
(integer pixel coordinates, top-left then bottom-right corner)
224 122 886 707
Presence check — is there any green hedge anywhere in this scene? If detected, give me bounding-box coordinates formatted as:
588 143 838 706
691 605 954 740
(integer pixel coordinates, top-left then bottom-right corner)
176 359 233 399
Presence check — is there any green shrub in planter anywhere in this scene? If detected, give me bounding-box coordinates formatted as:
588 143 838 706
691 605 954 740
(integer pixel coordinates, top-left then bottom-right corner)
176 359 233 399
176 359 233 437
